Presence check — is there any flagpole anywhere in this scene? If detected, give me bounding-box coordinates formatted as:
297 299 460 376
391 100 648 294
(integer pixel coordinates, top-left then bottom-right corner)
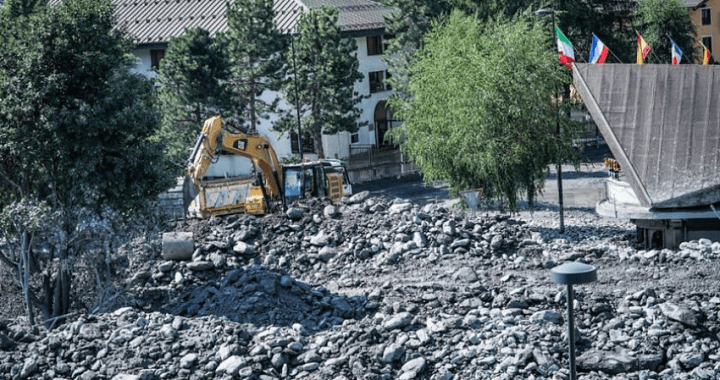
606 47 624 64
700 41 715 63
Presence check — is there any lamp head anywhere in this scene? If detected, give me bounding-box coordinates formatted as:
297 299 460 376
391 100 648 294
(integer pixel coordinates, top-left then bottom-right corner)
535 9 555 16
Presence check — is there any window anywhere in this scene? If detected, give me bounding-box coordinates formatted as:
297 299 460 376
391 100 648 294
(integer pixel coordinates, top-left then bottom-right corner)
702 36 713 63
290 131 315 153
351 133 359 144
702 8 711 25
367 36 382 56
369 71 391 93
150 49 165 70
703 36 713 53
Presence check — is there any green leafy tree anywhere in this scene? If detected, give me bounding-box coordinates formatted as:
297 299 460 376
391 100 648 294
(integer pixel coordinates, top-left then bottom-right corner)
0 0 174 324
275 6 364 158
380 0 536 101
226 0 286 133
633 0 696 64
388 10 581 211
156 27 238 169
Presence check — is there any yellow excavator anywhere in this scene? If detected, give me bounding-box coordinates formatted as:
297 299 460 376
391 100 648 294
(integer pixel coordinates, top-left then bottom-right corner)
184 116 351 218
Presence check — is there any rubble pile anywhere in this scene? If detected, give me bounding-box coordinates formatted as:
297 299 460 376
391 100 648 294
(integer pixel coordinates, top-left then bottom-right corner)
2 192 720 380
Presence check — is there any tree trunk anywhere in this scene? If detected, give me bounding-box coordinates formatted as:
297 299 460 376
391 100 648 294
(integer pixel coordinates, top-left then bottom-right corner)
314 128 324 158
249 84 257 133
20 232 35 326
51 255 71 322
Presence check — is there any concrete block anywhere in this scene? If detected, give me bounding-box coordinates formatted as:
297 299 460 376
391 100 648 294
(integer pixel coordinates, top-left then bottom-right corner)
162 232 194 261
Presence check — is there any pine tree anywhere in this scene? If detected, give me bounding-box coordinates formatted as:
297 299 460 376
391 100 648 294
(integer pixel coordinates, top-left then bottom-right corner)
275 6 364 158
156 28 239 169
226 0 286 133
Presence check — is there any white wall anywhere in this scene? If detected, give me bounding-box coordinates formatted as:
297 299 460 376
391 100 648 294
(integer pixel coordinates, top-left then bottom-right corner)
131 49 157 79
353 35 393 147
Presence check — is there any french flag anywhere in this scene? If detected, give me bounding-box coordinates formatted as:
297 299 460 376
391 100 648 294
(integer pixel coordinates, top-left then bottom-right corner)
589 34 609 64
668 35 683 65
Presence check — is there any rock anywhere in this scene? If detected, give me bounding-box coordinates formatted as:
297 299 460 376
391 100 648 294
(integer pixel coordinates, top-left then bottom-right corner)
452 267 478 283
577 349 663 375
383 343 405 362
271 353 288 369
310 231 331 246
331 297 354 318
451 239 470 248
180 353 197 369
318 246 338 261
658 302 699 327
162 232 194 261
531 310 563 325
20 358 38 379
79 324 103 340
216 356 247 376
131 271 151 284
0 332 14 350
389 203 413 215
678 352 704 369
187 261 214 271
217 344 239 361
158 262 174 272
383 312 414 330
324 205 337 217
111 375 139 380
347 191 369 204
490 234 503 249
577 350 632 375
233 241 256 255
286 207 305 221
442 221 456 236
399 357 426 380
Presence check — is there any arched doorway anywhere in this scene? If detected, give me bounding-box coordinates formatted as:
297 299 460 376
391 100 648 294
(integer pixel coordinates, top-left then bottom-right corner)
374 100 399 148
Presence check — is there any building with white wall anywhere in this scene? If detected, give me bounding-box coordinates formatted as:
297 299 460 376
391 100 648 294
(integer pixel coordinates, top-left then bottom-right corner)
115 0 397 161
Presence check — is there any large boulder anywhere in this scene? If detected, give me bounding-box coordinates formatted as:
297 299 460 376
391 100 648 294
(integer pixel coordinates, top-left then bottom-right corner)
162 232 194 261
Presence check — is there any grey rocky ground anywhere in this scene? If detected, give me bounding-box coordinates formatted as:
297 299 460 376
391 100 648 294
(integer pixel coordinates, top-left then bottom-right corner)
2 186 720 380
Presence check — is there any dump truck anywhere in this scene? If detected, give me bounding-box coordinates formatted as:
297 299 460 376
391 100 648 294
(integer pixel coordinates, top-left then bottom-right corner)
183 116 352 218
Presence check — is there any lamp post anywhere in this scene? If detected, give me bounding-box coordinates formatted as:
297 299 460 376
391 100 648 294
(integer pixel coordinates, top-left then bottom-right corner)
290 30 304 161
535 8 565 234
551 262 597 380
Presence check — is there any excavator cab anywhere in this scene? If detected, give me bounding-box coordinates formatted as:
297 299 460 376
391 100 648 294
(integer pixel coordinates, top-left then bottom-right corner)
282 163 332 206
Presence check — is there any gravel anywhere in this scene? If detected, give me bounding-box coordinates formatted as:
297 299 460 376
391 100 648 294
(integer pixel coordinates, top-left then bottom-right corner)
1 190 720 380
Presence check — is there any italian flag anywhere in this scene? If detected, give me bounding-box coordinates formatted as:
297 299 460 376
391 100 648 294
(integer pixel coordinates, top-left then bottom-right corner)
556 27 574 70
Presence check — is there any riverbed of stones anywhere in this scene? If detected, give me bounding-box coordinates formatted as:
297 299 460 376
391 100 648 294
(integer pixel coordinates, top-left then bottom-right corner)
2 191 720 380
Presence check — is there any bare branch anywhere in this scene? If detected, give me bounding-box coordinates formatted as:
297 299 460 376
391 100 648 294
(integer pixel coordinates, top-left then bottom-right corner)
0 171 23 197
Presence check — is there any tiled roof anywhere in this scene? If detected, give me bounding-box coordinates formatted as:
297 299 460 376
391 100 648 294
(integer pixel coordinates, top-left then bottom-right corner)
115 0 228 45
685 0 707 7
108 0 392 46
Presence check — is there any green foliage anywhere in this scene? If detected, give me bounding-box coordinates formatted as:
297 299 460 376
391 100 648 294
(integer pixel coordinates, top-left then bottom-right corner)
389 10 581 211
633 0 696 64
156 27 238 170
280 155 303 165
380 0 537 100
0 0 174 211
1 0 45 19
0 0 175 323
226 0 286 133
275 6 365 158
